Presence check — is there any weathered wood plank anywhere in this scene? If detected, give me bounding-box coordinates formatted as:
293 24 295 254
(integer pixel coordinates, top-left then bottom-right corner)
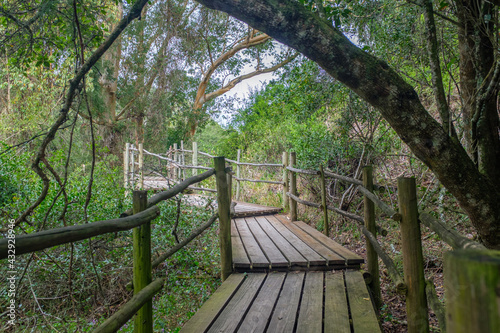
179 274 246 333
207 274 266 333
245 217 289 268
254 216 306 267
275 215 345 266
324 271 350 333
296 272 324 333
267 272 305 333
344 270 381 332
231 220 251 269
238 272 286 332
235 218 270 268
266 215 325 267
233 201 282 218
292 219 364 265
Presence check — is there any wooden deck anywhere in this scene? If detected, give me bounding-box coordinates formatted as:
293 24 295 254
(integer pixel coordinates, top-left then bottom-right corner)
180 270 381 333
231 214 363 271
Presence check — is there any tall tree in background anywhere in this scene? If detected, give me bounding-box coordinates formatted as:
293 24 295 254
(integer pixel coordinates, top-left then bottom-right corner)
75 0 296 147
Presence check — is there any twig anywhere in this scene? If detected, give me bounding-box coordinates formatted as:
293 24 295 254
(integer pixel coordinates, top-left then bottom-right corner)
28 274 61 332
0 124 73 155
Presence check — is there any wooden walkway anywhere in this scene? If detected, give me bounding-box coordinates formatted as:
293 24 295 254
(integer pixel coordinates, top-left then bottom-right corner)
180 203 381 332
233 201 282 218
180 270 380 333
232 214 363 271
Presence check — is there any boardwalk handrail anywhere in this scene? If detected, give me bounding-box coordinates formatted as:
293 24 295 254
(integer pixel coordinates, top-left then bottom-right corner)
95 278 164 333
0 206 160 258
285 157 487 332
121 168 216 216
125 142 287 205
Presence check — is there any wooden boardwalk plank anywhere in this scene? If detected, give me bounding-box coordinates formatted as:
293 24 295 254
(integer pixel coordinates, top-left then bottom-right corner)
324 271 351 333
293 220 364 265
345 270 381 333
231 220 251 269
237 272 286 332
275 215 345 266
254 216 307 267
245 217 289 269
266 215 325 267
233 201 282 218
296 272 324 333
207 274 266 333
267 272 305 333
235 218 270 269
179 273 246 333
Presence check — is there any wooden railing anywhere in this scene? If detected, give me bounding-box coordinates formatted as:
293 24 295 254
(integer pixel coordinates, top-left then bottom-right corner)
0 160 234 333
284 153 497 333
124 142 286 204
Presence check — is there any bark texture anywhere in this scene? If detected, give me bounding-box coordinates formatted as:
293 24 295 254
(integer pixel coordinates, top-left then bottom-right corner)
194 0 500 248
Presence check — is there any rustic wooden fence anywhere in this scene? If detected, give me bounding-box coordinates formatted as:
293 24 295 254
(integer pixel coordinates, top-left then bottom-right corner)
284 153 498 333
124 142 285 203
0 160 234 333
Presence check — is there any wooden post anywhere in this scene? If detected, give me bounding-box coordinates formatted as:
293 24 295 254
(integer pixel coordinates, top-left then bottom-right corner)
363 166 381 309
282 152 289 211
192 141 198 177
133 190 152 333
180 140 185 180
398 177 429 333
289 152 297 221
214 157 232 281
319 165 329 237
168 145 172 181
138 144 144 189
124 143 130 196
227 166 233 201
445 249 500 333
173 143 178 182
130 145 135 189
236 149 241 200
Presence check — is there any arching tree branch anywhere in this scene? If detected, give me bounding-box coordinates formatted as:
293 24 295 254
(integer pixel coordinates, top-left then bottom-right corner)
16 0 152 225
200 52 299 105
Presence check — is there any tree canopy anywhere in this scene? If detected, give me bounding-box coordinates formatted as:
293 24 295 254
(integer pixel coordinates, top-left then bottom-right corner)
1 0 499 249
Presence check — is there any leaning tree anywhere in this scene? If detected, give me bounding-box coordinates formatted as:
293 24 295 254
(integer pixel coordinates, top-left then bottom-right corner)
193 0 500 248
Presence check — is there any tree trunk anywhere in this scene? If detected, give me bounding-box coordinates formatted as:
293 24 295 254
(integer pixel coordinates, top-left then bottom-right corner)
100 3 123 123
456 0 500 188
194 0 500 248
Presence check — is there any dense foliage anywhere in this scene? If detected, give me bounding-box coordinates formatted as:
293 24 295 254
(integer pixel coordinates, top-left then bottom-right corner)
2 0 500 330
